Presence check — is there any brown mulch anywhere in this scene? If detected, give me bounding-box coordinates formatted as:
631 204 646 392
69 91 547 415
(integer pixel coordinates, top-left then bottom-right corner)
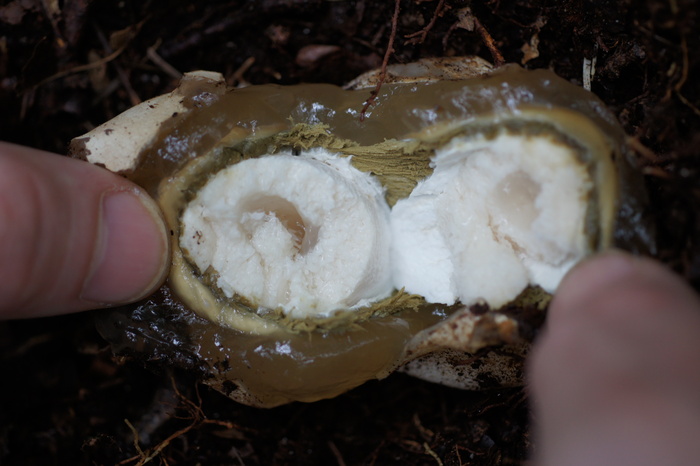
1 1 698 464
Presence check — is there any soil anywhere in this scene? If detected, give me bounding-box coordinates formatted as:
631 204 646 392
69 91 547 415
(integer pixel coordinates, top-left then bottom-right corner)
0 0 698 465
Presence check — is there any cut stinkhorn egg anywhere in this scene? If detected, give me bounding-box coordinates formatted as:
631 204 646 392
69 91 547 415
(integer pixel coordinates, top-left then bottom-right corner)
179 151 393 320
70 58 654 407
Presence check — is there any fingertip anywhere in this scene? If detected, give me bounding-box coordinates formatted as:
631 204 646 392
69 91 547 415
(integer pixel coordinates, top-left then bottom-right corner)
529 256 700 466
530 251 661 396
531 250 700 395
0 143 171 318
81 189 170 306
548 250 639 324
551 251 698 324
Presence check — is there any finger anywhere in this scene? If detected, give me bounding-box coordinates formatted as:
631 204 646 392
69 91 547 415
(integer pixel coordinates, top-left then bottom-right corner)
531 251 700 412
0 142 169 319
528 251 700 466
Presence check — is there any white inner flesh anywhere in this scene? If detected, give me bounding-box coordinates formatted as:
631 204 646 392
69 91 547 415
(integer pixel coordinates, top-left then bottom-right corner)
180 149 393 319
391 132 593 308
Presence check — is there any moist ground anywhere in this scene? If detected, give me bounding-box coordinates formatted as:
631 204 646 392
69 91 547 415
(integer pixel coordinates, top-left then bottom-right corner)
1 1 699 464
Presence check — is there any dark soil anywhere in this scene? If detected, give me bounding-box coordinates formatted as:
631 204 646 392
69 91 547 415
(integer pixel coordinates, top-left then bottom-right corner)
1 0 699 464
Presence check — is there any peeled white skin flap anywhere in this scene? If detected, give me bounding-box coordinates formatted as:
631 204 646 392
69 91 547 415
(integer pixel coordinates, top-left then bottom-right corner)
391 133 593 308
180 150 393 319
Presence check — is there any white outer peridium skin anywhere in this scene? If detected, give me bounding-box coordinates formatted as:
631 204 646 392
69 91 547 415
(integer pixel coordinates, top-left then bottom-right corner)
76 71 225 173
391 131 593 308
344 56 494 90
180 148 394 319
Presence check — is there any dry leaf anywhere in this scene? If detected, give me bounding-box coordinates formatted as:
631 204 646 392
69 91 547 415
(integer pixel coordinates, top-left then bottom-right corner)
295 44 341 68
455 7 475 32
0 0 39 25
521 33 540 64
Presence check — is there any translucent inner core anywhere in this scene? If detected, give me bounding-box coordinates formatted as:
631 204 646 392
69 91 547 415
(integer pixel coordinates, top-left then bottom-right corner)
179 150 393 319
493 171 541 234
240 195 319 255
391 132 593 308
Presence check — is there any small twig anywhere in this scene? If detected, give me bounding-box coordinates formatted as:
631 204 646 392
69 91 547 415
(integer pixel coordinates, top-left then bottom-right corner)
360 0 401 121
413 413 435 442
626 136 659 164
642 166 673 179
456 443 483 458
473 16 505 66
365 440 386 466
423 442 444 466
674 33 689 92
32 46 126 89
675 92 700 117
448 8 504 66
93 25 141 106
231 448 246 466
673 35 700 116
454 444 464 466
327 441 347 466
443 21 458 51
120 416 197 466
124 419 146 458
230 56 256 86
117 379 247 465
147 41 183 80
405 0 446 45
399 439 424 451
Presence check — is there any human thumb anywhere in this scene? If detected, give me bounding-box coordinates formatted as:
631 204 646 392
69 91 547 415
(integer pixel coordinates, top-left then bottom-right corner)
0 142 169 318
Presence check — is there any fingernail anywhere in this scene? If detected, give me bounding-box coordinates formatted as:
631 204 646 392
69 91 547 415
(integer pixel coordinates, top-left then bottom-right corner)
82 190 169 304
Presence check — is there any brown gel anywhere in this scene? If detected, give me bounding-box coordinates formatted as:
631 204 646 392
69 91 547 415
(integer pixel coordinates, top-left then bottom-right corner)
193 304 446 406
98 289 449 407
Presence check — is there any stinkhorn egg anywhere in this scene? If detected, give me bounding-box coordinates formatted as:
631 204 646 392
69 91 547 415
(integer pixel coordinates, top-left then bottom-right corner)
71 57 654 407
